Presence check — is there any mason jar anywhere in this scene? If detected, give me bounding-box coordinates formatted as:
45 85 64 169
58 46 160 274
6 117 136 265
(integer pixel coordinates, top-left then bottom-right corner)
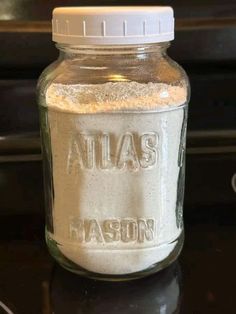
37 6 190 280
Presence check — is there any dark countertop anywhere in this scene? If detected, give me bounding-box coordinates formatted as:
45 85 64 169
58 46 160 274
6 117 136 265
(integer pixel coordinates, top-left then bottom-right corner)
0 218 236 314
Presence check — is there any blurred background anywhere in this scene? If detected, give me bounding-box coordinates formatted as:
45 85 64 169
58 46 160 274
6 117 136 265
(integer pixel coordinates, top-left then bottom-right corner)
0 1 236 313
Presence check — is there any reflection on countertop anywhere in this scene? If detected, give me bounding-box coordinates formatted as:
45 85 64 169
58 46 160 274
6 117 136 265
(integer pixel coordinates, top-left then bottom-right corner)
50 262 181 314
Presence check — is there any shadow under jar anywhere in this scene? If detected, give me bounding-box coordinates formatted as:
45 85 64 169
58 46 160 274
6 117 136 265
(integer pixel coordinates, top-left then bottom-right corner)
37 6 190 281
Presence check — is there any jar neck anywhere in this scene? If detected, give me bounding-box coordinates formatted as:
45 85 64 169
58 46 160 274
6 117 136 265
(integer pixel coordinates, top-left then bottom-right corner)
56 42 170 59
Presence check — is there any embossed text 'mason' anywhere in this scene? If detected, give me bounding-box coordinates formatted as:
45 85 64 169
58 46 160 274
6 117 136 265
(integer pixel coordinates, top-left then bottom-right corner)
67 132 158 171
69 218 156 243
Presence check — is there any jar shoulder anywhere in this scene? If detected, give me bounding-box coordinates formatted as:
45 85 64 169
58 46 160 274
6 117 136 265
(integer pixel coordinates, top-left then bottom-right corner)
38 54 190 107
39 54 188 84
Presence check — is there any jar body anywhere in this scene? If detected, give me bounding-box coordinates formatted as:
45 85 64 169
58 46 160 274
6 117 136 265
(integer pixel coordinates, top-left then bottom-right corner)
38 44 190 280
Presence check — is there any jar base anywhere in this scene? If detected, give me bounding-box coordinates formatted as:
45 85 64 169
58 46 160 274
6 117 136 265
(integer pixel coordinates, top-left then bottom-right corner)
46 230 184 281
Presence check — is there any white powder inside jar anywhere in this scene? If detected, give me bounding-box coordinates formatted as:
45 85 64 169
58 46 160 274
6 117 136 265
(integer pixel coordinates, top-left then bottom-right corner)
46 82 187 113
45 81 187 275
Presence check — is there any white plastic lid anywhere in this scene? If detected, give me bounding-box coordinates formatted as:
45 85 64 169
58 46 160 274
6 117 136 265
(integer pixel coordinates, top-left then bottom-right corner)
52 6 174 45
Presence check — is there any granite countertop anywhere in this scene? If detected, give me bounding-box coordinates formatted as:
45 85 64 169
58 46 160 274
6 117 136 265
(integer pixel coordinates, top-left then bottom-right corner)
0 215 235 314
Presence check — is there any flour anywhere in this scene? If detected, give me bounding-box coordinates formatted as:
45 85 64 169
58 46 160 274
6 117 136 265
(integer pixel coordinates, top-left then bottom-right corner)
46 82 187 113
45 81 187 275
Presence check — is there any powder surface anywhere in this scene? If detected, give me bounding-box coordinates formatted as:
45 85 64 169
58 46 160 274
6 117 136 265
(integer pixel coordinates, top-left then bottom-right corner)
46 82 187 113
45 81 187 275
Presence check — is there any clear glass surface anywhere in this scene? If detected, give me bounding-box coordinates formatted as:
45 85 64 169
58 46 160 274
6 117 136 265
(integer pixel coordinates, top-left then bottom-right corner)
38 43 190 280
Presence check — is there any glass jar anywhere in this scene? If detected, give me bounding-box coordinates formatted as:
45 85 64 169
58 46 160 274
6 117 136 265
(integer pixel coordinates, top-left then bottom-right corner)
37 6 190 280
